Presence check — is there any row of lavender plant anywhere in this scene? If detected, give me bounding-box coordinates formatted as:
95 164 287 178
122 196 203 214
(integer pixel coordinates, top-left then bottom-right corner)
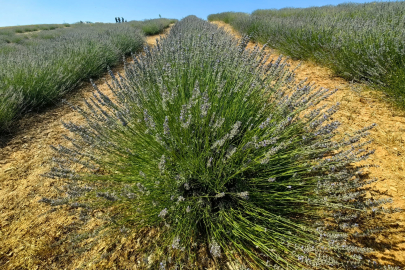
40 15 400 269
0 19 176 48
0 18 176 132
0 23 68 43
134 18 177 35
208 1 405 109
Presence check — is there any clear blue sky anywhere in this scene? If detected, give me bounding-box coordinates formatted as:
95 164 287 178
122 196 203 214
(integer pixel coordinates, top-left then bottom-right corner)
0 0 378 27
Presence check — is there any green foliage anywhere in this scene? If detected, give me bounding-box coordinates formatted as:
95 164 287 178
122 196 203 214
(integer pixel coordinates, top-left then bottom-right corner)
0 89 23 129
42 16 400 270
207 11 249 24
129 18 178 35
0 18 175 132
208 1 405 109
7 24 63 34
0 29 14 36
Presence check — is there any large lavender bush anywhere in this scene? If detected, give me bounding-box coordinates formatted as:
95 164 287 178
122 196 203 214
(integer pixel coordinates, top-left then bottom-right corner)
41 16 400 269
208 1 405 109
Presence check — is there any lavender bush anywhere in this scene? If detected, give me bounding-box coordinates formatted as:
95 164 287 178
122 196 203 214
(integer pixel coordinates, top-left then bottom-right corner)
207 12 249 24
41 16 400 269
208 1 405 110
130 18 177 35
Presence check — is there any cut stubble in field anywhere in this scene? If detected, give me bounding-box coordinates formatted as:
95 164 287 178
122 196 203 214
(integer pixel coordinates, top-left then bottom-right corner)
0 21 404 269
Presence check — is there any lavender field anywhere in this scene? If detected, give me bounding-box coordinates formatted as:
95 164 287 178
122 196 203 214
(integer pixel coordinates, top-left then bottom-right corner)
0 18 176 132
208 1 405 110
0 3 404 270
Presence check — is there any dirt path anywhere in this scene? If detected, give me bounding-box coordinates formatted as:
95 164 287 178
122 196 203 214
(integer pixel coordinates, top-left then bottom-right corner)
212 21 405 267
0 26 173 270
0 21 404 269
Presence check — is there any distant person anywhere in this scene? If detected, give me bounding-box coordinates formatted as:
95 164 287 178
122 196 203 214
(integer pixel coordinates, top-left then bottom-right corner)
122 17 124 23
115 17 118 23
118 17 121 23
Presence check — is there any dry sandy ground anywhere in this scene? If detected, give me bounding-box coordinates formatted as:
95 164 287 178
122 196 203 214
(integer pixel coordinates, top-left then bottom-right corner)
0 22 404 269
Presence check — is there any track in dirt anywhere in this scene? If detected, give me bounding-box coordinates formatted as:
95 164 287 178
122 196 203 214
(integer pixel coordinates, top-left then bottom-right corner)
0 22 404 269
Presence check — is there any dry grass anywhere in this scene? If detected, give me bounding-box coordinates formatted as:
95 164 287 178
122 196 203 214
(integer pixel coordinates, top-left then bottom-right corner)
0 22 404 269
